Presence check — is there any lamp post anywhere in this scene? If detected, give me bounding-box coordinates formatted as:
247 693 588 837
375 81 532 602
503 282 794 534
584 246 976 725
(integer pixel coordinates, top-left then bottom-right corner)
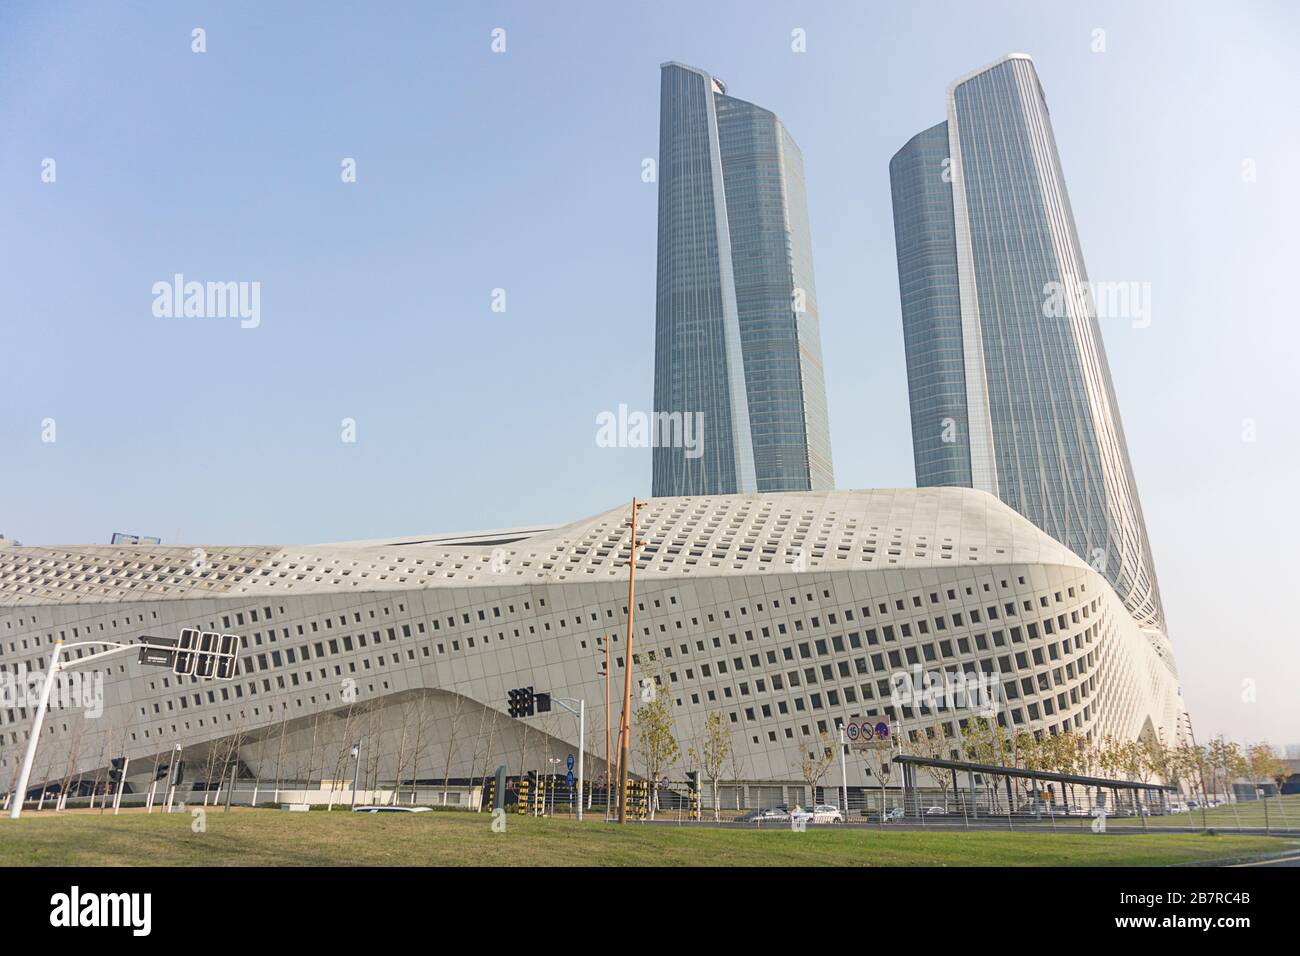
546 757 561 816
350 741 361 809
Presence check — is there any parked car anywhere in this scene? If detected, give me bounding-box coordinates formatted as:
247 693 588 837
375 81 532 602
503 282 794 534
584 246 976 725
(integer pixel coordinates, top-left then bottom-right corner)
790 804 844 824
736 807 788 824
923 806 947 815
878 806 905 822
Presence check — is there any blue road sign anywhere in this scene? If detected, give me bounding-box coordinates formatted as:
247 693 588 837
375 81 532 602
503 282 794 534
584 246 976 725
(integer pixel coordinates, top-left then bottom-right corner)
566 753 575 772
876 722 890 738
566 770 575 788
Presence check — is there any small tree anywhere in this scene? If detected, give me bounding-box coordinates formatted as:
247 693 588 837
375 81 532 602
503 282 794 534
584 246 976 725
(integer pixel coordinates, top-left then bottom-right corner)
799 731 836 808
961 716 1012 811
1245 742 1285 798
686 711 731 821
911 722 955 809
634 694 680 820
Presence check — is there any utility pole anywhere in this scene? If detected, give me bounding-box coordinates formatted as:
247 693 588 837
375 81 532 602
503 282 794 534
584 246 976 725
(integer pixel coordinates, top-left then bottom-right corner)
617 497 646 824
604 633 611 819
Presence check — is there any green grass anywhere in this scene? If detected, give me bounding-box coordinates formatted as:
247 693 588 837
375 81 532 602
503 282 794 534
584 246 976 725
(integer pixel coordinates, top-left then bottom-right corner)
0 809 1293 866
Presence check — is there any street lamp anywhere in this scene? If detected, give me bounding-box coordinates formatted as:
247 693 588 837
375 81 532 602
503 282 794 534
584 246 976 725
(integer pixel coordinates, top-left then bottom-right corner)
350 741 362 809
547 757 561 816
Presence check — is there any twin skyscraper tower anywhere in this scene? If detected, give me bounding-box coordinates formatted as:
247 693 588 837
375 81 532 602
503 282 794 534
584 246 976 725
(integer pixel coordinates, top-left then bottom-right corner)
652 54 1165 634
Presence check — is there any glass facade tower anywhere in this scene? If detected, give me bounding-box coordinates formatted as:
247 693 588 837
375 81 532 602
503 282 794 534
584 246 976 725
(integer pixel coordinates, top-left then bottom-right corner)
652 62 833 497
889 54 1166 631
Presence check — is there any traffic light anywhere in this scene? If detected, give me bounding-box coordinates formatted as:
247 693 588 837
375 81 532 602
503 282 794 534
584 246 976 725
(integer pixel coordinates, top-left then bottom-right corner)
195 631 220 678
108 757 125 785
173 627 199 676
507 687 538 717
155 762 170 781
215 633 241 679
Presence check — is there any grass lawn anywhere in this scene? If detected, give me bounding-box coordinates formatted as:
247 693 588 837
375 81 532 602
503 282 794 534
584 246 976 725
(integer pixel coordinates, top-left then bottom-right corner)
0 809 1293 866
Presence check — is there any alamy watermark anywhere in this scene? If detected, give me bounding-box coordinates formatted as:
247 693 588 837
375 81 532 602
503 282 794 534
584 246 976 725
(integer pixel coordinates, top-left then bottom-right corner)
1043 279 1151 329
595 404 704 459
0 669 104 718
888 664 1002 719
152 274 260 329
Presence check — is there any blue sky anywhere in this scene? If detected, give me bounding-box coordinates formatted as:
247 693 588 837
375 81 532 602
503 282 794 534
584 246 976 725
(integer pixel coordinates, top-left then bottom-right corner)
2 1 1296 741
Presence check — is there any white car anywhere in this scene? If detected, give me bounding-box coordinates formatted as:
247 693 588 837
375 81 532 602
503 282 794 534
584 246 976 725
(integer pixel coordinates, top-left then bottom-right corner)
790 804 844 824
880 806 905 822
923 806 946 815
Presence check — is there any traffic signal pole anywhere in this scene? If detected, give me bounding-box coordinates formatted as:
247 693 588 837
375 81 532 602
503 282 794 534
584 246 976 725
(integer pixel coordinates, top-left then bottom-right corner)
9 639 64 819
549 697 586 821
9 635 236 819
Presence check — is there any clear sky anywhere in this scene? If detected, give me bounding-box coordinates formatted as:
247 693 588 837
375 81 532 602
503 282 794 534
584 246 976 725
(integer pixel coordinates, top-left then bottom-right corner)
2 1 1296 744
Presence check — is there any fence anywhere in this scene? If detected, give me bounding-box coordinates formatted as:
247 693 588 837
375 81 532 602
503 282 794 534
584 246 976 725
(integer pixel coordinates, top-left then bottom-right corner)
582 776 1300 833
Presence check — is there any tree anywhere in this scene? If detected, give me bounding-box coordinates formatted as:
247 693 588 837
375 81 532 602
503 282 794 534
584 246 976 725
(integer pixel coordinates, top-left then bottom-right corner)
1206 736 1245 804
798 731 836 808
1170 741 1209 807
961 716 1013 811
633 693 680 820
910 722 955 809
686 711 731 821
1245 742 1285 798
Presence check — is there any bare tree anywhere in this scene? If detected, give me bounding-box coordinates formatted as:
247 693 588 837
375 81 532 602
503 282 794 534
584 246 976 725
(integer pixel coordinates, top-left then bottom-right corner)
798 731 836 808
440 694 468 806
273 708 289 801
910 722 955 810
686 711 731 821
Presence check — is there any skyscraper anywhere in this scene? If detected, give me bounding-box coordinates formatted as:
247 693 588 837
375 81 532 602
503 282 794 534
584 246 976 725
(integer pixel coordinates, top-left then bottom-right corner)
890 53 1166 632
652 62 833 497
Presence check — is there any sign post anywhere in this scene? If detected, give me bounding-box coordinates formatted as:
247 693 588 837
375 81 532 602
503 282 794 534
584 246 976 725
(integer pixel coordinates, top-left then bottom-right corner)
844 720 892 823
838 725 849 813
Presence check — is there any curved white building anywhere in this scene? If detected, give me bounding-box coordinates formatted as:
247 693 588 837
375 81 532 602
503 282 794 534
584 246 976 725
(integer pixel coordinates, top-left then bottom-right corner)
0 488 1181 796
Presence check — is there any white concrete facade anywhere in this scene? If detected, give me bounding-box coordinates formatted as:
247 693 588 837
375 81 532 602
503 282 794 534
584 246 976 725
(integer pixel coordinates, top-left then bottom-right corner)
0 489 1182 793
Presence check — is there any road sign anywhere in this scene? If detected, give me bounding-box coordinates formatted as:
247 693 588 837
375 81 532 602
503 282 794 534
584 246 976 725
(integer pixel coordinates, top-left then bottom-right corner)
566 753 575 772
137 637 177 667
849 719 892 752
566 770 575 788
